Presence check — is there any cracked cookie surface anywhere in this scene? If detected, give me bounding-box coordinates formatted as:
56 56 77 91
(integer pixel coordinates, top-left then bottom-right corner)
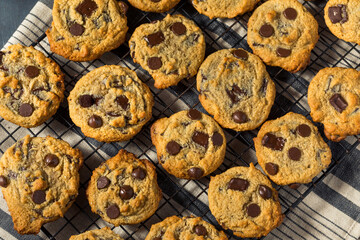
0 44 64 128
68 65 153 142
0 135 83 235
69 227 123 240
197 48 275 131
128 0 180 12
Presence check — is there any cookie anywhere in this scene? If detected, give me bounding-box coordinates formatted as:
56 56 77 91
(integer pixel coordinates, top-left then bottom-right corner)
247 0 319 72
69 227 123 240
308 67 360 142
0 135 83 235
127 0 180 13
197 48 276 132
208 163 283 238
151 109 226 179
129 14 206 89
68 65 153 142
253 112 332 185
191 0 260 19
0 44 64 128
86 150 162 226
324 0 360 45
145 215 181 240
46 0 128 62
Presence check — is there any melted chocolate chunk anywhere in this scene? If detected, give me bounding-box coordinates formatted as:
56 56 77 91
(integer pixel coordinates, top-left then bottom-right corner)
145 31 165 47
228 178 249 191
116 95 129 110
212 132 223 146
296 124 311 137
259 24 274 38
226 84 247 104
288 147 301 161
119 185 134 200
106 204 120 219
247 203 261 217
171 22 186 36
283 8 297 20
265 162 279 175
233 49 248 60
194 225 207 236
276 48 291 57
261 133 285 151
329 93 348 113
232 111 248 123
187 109 202 120
88 115 103 128
192 131 209 148
69 23 85 36
0 52 4 65
259 185 272 199
97 176 110 189
166 141 181 155
187 167 204 179
79 94 94 108
260 78 268 96
106 112 121 117
0 175 8 187
25 66 40 78
328 5 348 24
148 57 162 70
132 167 146 180
32 190 46 204
76 0 98 17
289 183 301 190
19 103 34 117
44 154 59 167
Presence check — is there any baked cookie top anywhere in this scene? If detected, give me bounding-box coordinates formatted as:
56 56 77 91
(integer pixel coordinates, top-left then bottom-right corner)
0 135 83 235
68 65 153 142
208 163 283 238
0 44 64 128
129 14 206 89
127 0 180 13
46 0 128 61
151 110 226 179
308 67 360 142
247 0 319 72
324 0 360 45
69 227 123 240
192 0 260 19
197 48 276 131
253 112 332 185
86 150 162 226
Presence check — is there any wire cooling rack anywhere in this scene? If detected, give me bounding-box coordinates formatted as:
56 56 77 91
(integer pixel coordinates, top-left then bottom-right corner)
0 0 359 239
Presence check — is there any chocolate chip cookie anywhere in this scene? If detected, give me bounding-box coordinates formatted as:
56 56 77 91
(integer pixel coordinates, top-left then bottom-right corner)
308 67 360 142
127 0 180 13
151 109 226 179
145 215 181 240
68 65 153 142
253 112 332 185
192 0 260 19
247 0 319 72
197 48 276 132
0 135 83 235
0 44 64 128
208 163 283 238
86 150 162 226
69 227 123 240
129 14 206 89
46 0 128 62
324 0 360 45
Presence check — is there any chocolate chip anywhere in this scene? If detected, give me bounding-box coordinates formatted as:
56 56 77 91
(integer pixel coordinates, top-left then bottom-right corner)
212 132 223 146
228 178 249 191
132 167 146 180
171 22 186 36
166 141 181 155
25 66 40 78
145 31 165 47
259 185 272 199
79 94 94 108
188 109 202 120
148 57 162 70
116 95 129 110
151 0 161 2
69 23 85 36
226 85 246 104
276 48 291 57
32 190 46 204
192 131 209 148
260 78 268 96
187 167 204 179
288 147 301 161
19 103 34 117
106 112 121 117
247 203 261 217
259 24 274 37
232 111 248 123
233 49 248 60
283 8 297 20
328 5 347 24
119 2 128 14
97 176 110 189
119 185 134 200
296 124 311 137
0 52 4 65
289 183 301 189
106 204 120 219
88 115 103 128
153 238 161 240
44 154 59 167
0 175 8 187
76 0 98 17
265 162 279 175
261 133 285 151
329 93 348 113
194 225 207 236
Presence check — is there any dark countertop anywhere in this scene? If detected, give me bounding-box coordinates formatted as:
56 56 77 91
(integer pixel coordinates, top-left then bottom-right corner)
0 0 38 48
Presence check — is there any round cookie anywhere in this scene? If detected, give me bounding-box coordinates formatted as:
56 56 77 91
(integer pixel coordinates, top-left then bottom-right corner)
68 65 153 142
191 0 260 19
127 0 180 13
46 0 128 62
247 0 319 72
69 227 123 240
0 44 64 128
0 135 83 235
324 0 360 45
197 48 276 132
308 67 360 142
145 215 181 240
86 150 162 226
253 112 332 185
129 14 206 89
151 110 226 179
208 163 283 238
